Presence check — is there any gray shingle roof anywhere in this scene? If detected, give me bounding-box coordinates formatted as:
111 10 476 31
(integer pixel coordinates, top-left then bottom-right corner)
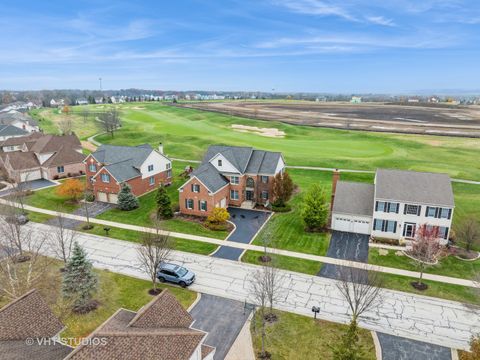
191 163 229 193
375 169 454 207
333 181 375 216
0 112 38 127
245 150 282 175
203 145 253 173
92 144 153 182
0 125 28 137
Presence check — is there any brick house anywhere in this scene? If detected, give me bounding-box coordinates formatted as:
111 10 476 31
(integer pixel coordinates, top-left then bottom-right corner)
0 133 85 182
85 144 172 204
179 145 285 216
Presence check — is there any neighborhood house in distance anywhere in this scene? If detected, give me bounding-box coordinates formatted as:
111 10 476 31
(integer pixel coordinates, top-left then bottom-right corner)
178 145 285 216
0 133 85 182
85 143 172 203
331 169 454 244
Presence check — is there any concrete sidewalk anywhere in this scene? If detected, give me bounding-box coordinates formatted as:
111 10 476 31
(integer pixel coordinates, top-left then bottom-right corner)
26 221 480 351
5 199 479 289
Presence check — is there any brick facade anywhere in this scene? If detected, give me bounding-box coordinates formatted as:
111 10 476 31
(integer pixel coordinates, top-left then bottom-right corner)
47 162 85 179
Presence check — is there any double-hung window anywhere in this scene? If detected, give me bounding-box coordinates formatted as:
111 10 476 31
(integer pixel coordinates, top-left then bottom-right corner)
373 219 397 233
440 208 451 219
438 226 449 239
57 166 65 173
261 176 269 184
261 191 269 200
404 204 421 216
149 176 155 185
426 206 437 217
191 184 200 193
89 163 96 172
147 164 154 172
230 190 239 200
218 159 222 167
425 206 451 219
185 199 194 209
166 163 171 170
230 176 239 185
101 173 110 183
199 200 207 212
375 201 399 213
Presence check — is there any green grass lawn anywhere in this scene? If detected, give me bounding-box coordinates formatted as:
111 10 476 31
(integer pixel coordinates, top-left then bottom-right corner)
241 250 321 275
79 223 217 255
24 183 81 213
369 248 480 280
251 310 376 360
90 102 480 181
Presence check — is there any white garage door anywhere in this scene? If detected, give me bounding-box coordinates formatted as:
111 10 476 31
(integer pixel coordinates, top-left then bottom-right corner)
97 192 108 202
220 198 226 208
20 169 41 182
109 193 118 204
333 216 371 235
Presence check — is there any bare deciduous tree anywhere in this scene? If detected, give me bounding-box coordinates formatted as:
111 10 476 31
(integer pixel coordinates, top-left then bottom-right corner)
137 222 173 295
406 224 442 289
59 117 73 135
0 224 51 300
250 267 269 359
49 212 76 265
81 108 90 123
264 260 283 320
336 266 384 322
0 204 31 258
98 108 121 138
456 216 480 253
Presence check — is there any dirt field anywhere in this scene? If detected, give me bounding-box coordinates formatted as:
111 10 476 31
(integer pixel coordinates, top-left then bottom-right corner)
178 102 480 137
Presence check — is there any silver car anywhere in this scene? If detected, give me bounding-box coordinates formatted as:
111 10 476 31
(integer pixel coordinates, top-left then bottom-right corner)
157 263 195 288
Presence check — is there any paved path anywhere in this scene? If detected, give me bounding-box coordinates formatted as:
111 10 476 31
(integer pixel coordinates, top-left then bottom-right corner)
0 179 57 197
212 208 270 260
27 221 480 351
376 332 453 360
3 199 479 289
190 294 252 360
318 231 369 280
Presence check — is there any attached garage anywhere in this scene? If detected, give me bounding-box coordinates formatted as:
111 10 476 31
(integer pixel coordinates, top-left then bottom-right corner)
97 191 108 203
332 215 372 235
108 193 118 204
20 169 42 182
331 181 375 236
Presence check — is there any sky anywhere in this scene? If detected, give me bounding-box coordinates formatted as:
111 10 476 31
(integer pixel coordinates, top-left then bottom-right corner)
1 0 479 93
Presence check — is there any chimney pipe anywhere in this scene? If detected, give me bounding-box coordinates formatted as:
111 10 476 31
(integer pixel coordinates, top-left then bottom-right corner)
328 169 340 228
158 143 164 154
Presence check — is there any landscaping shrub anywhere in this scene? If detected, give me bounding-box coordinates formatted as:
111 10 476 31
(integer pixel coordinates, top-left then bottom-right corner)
301 184 329 231
155 184 173 219
56 178 85 202
371 237 400 246
271 203 292 213
84 191 95 202
272 171 294 207
117 183 139 211
205 207 230 230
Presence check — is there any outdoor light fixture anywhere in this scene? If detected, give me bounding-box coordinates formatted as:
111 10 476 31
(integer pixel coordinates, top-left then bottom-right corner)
312 306 320 319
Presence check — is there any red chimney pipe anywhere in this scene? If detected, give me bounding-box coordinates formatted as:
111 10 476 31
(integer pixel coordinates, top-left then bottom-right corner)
328 169 340 228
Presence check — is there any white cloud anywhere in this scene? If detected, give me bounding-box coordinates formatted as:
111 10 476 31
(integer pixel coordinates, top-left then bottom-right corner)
365 16 396 26
273 0 357 21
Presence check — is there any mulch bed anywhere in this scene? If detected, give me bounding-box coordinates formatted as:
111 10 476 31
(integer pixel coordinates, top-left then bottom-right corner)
148 288 162 296
449 246 480 261
410 282 428 291
73 300 99 314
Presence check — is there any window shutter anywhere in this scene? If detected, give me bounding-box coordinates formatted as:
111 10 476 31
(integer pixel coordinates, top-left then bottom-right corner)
373 219 377 230
393 221 397 233
198 200 201 210
403 205 407 215
435 207 440 219
191 184 194 192
448 209 452 220
395 203 399 214
205 202 207 211
417 206 421 216
425 207 429 216
185 199 188 209
386 203 390 213
444 227 449 239
375 201 379 211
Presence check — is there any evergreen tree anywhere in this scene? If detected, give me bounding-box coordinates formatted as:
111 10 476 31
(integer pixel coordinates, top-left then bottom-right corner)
62 242 97 312
117 183 139 211
301 184 329 231
156 184 173 219
332 320 365 360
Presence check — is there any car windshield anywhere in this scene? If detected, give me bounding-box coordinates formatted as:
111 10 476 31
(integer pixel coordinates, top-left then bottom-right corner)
176 267 188 277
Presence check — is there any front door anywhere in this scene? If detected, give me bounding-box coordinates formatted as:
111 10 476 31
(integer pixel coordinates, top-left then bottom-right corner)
403 223 416 238
246 190 254 201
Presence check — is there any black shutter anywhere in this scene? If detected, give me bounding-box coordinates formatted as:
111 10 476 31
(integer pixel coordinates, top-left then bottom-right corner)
205 201 208 211
185 199 188 209
191 184 194 192
198 200 201 210
386 203 390 213
417 206 421 216
444 227 449 239
403 205 407 215
448 209 452 220
435 207 440 219
393 221 397 233
375 201 379 211
425 207 429 217
395 203 399 214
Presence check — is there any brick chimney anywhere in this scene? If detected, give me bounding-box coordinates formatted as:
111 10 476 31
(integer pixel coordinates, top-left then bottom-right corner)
328 169 340 228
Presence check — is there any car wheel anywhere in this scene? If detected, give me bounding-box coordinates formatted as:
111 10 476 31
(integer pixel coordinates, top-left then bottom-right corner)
179 281 187 288
158 277 165 283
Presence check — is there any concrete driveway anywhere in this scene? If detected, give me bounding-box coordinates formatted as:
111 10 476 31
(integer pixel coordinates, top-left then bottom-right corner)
377 332 452 360
46 201 114 229
318 231 369 280
190 294 252 360
212 208 270 261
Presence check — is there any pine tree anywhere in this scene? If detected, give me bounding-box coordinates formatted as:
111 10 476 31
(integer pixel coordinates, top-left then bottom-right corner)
117 183 139 211
156 184 173 219
301 184 329 231
62 242 98 312
332 320 365 360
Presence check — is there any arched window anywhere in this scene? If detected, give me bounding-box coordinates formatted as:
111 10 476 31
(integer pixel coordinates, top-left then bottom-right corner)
246 177 254 188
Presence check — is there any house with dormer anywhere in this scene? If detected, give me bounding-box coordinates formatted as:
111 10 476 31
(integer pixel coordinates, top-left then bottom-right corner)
178 145 285 216
331 169 454 244
85 143 172 203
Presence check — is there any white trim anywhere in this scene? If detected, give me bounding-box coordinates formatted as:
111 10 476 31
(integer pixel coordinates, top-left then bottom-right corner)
187 292 202 312
371 331 382 360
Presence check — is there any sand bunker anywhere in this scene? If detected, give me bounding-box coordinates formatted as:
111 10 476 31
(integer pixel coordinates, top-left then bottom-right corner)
131 106 146 110
231 124 285 138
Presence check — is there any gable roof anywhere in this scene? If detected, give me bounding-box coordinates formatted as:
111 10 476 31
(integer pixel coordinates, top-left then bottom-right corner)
0 289 64 341
375 169 455 207
1 132 43 147
42 146 86 167
203 145 253 173
0 111 39 127
4 152 40 170
30 134 81 154
333 181 375 217
189 163 229 193
245 149 282 174
0 125 28 138
66 289 210 360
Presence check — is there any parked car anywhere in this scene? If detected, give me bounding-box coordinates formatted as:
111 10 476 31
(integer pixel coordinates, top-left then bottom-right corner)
5 213 29 225
157 263 195 288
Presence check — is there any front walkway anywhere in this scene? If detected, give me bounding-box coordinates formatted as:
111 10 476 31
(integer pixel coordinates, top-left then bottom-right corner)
1 199 478 288
211 208 270 260
26 220 480 351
